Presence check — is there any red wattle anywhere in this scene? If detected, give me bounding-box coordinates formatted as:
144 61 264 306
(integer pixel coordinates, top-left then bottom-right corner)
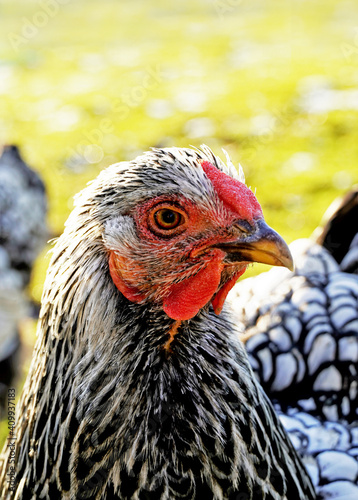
211 267 247 315
163 252 224 321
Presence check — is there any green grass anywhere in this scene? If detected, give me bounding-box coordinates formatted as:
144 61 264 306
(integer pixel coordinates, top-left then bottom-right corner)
1 0 358 445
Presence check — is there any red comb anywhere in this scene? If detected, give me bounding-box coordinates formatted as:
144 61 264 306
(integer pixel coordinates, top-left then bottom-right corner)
201 160 262 221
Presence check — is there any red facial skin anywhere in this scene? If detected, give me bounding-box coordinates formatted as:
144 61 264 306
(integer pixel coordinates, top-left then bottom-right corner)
109 160 263 321
109 252 146 303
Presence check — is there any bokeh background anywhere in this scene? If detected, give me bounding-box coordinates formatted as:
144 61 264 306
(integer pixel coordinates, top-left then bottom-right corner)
0 0 358 440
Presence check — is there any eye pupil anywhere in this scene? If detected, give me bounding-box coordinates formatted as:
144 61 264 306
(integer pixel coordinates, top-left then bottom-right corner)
162 210 176 224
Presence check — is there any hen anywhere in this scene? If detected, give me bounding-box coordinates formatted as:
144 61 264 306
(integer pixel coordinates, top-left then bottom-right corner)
0 146 314 499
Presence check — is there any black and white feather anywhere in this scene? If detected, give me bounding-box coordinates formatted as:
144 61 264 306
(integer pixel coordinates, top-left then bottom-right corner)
0 145 47 410
315 188 358 274
230 190 358 499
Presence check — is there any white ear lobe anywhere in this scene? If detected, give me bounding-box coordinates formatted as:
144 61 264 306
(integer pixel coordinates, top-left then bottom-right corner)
222 149 246 184
103 216 137 252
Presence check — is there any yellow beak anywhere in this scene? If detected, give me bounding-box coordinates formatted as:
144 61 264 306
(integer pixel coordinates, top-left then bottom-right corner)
218 219 294 271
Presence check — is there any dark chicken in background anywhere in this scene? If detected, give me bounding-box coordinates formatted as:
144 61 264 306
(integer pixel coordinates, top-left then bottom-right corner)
0 145 47 415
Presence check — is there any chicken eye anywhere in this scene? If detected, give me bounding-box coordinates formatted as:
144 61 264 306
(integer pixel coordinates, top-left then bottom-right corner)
154 209 183 229
144 202 188 237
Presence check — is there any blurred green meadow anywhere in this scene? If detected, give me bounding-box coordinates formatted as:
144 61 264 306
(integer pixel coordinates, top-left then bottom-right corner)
0 0 358 441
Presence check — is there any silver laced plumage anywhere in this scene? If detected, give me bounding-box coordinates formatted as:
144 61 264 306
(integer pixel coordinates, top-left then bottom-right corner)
0 146 315 499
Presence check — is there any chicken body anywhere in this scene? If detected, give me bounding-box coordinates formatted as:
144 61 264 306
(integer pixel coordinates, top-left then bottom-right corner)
0 146 314 499
230 191 358 499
